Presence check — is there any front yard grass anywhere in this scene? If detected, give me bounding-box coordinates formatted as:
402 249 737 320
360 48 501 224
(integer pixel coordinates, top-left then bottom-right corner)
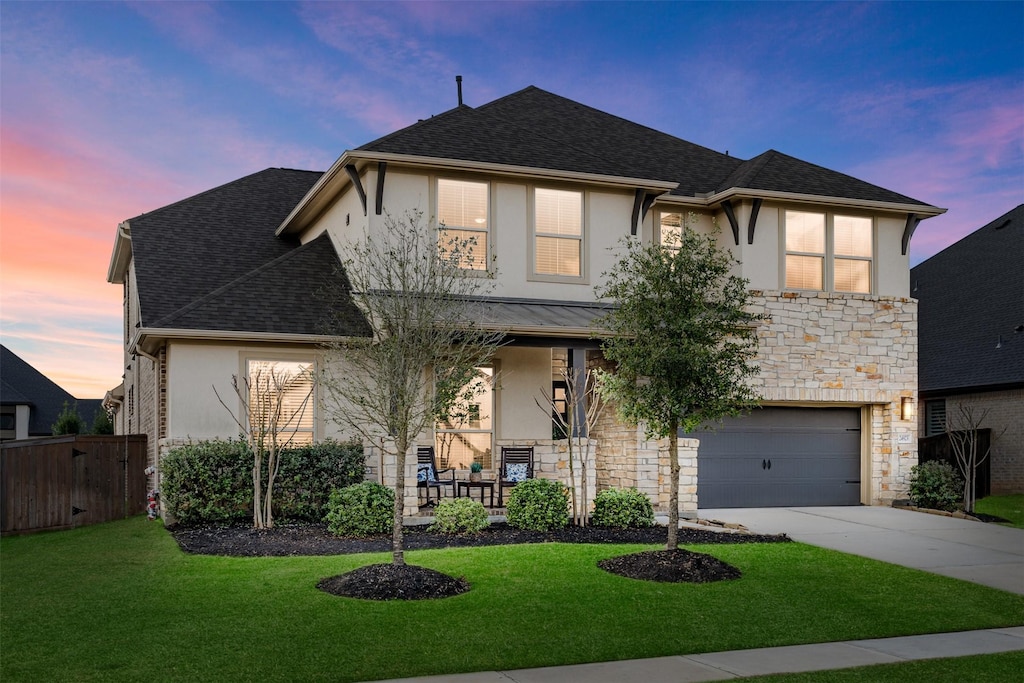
2 516 1022 682
976 494 1024 528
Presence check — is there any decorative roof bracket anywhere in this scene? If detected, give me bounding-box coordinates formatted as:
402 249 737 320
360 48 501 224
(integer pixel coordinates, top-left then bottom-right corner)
747 198 762 245
375 161 387 215
344 164 367 216
902 213 922 255
721 199 740 245
631 189 662 236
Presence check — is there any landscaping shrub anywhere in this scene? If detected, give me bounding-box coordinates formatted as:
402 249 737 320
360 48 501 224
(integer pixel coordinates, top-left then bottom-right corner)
506 478 569 531
275 439 365 521
161 440 251 526
909 460 963 512
162 439 367 526
429 498 490 534
591 487 655 529
325 482 394 536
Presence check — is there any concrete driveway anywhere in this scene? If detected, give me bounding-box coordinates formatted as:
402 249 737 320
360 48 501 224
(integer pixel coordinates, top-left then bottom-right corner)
698 506 1024 594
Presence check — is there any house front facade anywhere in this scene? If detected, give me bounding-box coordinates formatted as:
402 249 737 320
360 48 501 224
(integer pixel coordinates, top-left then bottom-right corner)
107 86 942 516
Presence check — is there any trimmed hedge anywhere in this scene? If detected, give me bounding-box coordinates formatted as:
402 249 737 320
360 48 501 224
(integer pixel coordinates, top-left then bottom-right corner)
506 478 569 531
591 487 655 529
325 482 394 537
161 439 365 526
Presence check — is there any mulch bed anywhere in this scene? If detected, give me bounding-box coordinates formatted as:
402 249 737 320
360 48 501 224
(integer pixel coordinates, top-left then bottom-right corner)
170 522 790 600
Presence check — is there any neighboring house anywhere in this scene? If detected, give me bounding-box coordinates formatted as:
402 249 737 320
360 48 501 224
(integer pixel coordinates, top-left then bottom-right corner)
106 86 943 514
0 344 104 440
911 205 1024 495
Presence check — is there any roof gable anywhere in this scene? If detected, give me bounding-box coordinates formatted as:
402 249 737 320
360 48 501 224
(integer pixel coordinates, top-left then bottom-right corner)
0 345 82 435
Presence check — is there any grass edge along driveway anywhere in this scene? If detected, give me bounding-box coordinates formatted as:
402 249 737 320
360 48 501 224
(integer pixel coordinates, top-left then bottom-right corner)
2 516 1022 682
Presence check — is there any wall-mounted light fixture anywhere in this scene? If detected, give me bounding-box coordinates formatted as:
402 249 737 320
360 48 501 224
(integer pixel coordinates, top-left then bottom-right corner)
900 396 915 421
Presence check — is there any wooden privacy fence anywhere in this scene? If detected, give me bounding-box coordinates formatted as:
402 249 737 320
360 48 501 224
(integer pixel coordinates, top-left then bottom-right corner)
1 435 147 535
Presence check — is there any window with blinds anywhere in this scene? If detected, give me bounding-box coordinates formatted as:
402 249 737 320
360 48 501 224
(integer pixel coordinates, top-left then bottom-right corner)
785 210 873 293
659 212 683 249
247 359 315 445
437 178 488 270
924 399 947 437
534 187 582 277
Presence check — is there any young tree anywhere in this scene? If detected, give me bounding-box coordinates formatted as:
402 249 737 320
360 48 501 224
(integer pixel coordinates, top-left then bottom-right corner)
945 404 1004 513
214 363 313 529
594 217 761 549
321 210 503 566
91 408 115 435
51 401 85 435
535 365 606 526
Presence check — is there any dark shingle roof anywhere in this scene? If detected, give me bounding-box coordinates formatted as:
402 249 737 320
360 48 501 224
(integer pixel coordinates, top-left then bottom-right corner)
154 234 369 337
719 150 925 205
360 86 934 208
0 345 82 435
129 169 369 338
912 204 1024 394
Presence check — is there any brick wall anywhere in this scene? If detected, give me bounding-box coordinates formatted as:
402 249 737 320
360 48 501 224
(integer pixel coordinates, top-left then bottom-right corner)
934 390 1024 495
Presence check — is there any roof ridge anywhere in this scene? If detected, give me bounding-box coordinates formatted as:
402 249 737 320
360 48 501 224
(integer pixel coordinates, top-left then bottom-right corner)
151 234 336 329
480 86 735 165
127 168 321 223
357 104 472 152
717 150 777 191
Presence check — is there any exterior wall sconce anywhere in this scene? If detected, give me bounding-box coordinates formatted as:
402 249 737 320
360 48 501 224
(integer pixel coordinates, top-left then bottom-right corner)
901 397 915 421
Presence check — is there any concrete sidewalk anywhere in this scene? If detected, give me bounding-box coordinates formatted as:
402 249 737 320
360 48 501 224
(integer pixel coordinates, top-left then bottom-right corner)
373 627 1024 682
699 506 1024 594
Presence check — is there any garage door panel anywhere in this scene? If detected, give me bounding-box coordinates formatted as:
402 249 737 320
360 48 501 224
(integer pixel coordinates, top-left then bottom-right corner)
696 407 861 508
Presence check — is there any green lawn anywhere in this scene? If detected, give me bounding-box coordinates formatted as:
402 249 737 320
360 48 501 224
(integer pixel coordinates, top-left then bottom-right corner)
2 516 1023 682
743 651 1024 682
976 494 1024 528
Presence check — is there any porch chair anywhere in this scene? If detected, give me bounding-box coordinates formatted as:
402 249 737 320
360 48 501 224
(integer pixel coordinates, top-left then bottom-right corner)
416 446 456 506
498 446 535 506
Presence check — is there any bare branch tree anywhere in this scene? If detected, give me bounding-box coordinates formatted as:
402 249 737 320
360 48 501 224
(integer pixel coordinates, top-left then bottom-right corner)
214 363 313 529
945 404 1005 513
320 210 503 566
535 365 606 526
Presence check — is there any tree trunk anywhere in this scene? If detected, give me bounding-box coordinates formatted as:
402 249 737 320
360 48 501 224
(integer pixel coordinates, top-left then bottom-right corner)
666 420 680 550
253 452 263 529
392 438 407 566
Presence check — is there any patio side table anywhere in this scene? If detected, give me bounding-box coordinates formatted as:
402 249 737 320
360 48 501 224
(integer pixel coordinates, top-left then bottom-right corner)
457 480 495 507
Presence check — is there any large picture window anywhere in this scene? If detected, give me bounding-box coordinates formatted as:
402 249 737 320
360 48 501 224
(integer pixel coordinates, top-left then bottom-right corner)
436 367 493 470
438 178 488 271
246 359 315 446
534 188 583 278
785 210 873 293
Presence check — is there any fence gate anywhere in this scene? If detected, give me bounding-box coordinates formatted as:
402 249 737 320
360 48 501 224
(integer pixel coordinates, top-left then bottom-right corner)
1 435 147 535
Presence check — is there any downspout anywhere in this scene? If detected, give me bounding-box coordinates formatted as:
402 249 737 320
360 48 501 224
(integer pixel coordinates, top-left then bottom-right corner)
131 344 163 489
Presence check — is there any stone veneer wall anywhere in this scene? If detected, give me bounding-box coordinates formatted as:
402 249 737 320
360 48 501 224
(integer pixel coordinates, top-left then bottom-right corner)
748 291 918 503
587 292 918 509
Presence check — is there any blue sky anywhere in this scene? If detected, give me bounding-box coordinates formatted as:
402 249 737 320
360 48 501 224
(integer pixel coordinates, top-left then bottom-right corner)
1 1 1022 397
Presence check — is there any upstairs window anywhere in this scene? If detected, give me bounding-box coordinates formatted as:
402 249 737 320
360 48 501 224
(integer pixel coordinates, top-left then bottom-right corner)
658 212 683 249
785 210 873 293
534 188 583 278
438 178 489 271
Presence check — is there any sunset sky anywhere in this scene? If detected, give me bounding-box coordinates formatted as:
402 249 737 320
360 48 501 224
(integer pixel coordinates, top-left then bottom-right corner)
1 1 1022 399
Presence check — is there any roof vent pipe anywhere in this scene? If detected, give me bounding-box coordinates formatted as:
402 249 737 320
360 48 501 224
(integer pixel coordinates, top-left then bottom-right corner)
456 75 463 106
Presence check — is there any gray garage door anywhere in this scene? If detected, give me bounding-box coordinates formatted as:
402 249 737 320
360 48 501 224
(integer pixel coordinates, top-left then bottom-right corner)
694 407 861 508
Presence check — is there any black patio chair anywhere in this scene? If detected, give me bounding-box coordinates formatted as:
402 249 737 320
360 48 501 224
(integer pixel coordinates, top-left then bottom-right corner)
498 446 535 506
416 446 456 505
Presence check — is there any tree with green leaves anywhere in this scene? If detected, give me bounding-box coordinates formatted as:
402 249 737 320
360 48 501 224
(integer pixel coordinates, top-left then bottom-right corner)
321 210 503 566
594 216 761 549
51 401 85 435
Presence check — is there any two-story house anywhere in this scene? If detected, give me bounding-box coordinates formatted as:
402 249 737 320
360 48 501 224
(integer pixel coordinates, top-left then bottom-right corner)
106 86 943 516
